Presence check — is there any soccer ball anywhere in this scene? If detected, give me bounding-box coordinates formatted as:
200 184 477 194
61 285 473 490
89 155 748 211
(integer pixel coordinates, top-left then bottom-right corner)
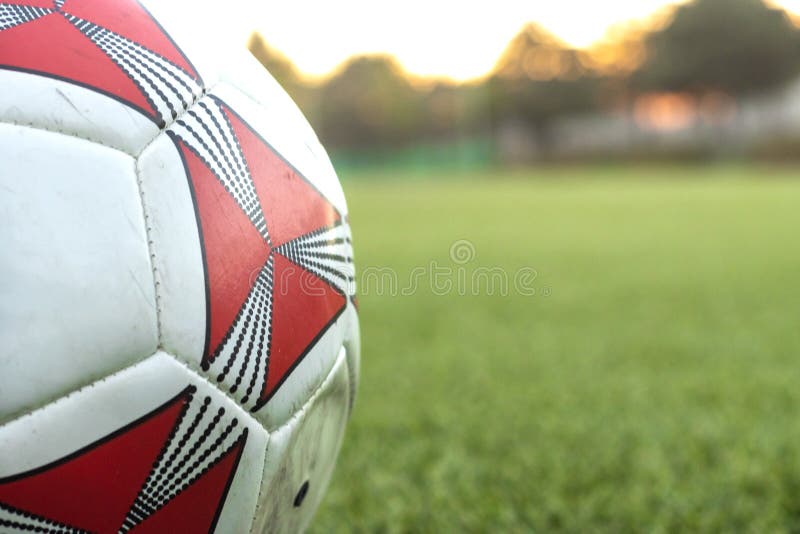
0 1 359 532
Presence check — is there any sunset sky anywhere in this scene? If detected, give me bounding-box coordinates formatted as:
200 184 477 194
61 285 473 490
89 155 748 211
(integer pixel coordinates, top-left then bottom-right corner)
182 0 800 82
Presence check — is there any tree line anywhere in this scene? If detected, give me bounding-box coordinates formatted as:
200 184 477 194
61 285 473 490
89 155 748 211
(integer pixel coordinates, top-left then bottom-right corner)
249 0 800 153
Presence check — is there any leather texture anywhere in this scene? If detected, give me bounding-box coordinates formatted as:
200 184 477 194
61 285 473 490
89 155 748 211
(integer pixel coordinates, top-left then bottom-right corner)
0 123 159 423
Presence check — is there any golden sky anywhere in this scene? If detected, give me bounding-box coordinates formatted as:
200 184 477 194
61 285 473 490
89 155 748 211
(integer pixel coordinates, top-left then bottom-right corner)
254 0 687 80
174 0 800 82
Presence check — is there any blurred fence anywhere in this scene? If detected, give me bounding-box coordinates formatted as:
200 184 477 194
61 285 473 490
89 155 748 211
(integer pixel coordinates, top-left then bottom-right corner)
330 138 494 174
495 75 800 163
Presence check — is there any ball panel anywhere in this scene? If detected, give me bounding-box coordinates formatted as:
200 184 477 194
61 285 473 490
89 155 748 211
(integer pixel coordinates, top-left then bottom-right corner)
0 123 158 423
0 0 219 150
63 0 198 78
253 345 352 534
0 351 268 533
140 88 358 429
136 133 207 362
0 69 158 154
261 305 358 431
212 80 349 217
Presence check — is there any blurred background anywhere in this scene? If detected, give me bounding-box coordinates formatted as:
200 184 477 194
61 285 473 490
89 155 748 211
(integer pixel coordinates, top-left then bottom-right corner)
250 0 800 169
247 0 800 530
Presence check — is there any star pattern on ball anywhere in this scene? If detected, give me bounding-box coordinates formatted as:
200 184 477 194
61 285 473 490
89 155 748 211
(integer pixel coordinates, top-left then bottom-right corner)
0 0 202 127
169 95 355 412
0 386 247 533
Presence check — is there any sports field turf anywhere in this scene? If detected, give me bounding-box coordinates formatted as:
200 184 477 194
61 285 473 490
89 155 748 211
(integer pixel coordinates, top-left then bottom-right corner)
312 165 800 532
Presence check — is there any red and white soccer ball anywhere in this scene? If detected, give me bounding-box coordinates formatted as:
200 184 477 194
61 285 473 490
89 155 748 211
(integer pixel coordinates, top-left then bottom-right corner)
0 1 359 532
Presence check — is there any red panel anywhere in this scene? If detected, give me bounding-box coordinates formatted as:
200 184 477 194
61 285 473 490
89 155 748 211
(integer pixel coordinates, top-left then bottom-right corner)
4 0 52 7
180 141 271 361
130 434 246 533
222 106 340 247
0 12 153 115
266 253 345 399
0 392 188 534
60 0 198 77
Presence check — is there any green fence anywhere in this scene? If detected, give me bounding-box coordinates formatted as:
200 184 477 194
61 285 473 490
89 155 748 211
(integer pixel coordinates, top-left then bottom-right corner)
330 138 494 177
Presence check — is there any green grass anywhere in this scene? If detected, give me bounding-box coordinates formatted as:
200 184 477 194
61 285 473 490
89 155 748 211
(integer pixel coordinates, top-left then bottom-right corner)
312 165 800 532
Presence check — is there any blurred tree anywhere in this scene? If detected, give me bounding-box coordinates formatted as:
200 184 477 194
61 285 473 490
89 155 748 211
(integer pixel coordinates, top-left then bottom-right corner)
412 81 492 140
247 33 299 90
315 55 423 149
493 23 585 81
247 32 315 114
488 24 603 153
634 0 800 95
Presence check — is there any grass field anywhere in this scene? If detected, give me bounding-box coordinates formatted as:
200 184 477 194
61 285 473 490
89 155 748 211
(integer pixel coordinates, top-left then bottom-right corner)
311 165 800 532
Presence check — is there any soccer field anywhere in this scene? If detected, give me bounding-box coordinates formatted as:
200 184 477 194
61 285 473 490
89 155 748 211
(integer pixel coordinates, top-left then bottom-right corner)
312 165 800 532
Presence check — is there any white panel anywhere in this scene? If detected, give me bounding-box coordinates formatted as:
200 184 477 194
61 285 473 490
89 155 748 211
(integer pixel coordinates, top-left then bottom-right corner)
0 351 267 533
0 69 158 155
252 348 352 534
136 133 206 363
0 123 157 422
